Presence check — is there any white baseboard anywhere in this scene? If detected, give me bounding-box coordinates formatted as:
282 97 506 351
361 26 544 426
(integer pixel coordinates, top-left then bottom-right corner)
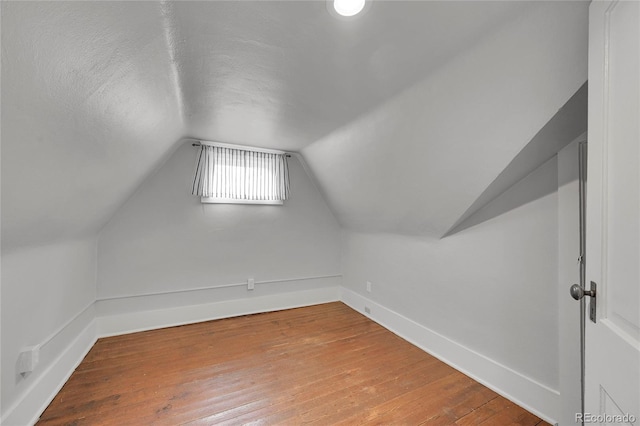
97 286 341 337
1 320 97 426
3 284 557 425
1 285 340 426
340 288 559 425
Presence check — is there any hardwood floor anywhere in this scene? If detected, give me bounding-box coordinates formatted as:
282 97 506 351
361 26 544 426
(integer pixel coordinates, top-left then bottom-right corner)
38 302 549 425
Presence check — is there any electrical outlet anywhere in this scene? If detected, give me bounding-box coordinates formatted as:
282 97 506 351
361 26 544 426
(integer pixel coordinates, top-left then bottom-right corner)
17 345 40 374
364 306 371 314
366 281 372 292
248 278 255 290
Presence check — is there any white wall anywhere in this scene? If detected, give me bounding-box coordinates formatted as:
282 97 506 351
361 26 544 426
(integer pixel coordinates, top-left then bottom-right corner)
97 141 342 317
0 142 342 425
341 159 560 419
1 238 97 422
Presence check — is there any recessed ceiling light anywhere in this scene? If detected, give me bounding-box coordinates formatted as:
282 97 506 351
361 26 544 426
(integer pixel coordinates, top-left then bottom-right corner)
333 0 366 17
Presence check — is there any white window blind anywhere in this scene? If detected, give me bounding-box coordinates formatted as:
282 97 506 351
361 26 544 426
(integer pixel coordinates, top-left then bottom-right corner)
191 142 290 204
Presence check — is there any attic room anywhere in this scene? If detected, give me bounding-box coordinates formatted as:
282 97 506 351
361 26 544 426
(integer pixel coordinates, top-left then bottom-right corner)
2 1 639 425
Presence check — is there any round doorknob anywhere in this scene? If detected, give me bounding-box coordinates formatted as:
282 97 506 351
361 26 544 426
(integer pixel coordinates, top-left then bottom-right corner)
570 284 595 300
570 284 584 300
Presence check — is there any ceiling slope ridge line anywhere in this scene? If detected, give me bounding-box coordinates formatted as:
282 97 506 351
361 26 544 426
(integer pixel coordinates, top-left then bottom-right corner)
440 166 545 240
0 233 98 257
94 137 342 241
441 82 588 239
160 0 187 126
300 3 537 157
441 156 558 239
290 152 342 227
95 136 190 241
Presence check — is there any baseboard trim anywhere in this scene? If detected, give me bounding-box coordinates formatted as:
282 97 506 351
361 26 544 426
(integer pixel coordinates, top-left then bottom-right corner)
1 320 97 426
340 288 559 425
2 285 341 426
97 286 341 337
3 285 557 425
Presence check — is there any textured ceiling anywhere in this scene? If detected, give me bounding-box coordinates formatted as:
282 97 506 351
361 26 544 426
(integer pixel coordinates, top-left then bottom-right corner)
1 1 184 248
1 1 588 248
168 1 532 150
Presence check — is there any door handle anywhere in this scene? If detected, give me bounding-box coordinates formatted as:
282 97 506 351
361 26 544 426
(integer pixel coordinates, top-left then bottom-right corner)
570 284 595 300
570 281 597 323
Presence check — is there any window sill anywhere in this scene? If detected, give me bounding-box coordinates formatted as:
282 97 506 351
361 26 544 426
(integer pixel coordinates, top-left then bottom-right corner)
201 197 284 205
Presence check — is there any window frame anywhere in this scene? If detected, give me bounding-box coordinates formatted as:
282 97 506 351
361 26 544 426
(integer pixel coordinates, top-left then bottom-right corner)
193 141 290 206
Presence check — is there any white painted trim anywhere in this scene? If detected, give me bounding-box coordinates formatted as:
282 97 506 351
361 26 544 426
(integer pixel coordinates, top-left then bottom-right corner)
4 283 557 426
200 197 283 205
198 140 287 155
340 288 559 425
1 321 97 426
39 302 94 347
2 284 340 426
97 286 341 338
97 274 343 301
257 274 342 285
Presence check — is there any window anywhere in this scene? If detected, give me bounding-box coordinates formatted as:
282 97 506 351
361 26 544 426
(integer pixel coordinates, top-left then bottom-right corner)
191 141 290 205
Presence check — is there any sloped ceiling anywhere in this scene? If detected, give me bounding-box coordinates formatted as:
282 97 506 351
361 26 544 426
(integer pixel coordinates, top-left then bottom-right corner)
2 1 184 248
1 1 588 248
302 2 588 237
445 83 588 237
168 1 532 150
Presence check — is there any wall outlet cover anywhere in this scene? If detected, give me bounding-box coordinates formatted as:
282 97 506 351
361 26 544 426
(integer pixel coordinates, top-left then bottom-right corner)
17 345 40 374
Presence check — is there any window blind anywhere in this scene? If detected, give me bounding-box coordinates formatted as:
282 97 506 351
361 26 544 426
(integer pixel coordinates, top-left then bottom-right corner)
191 144 290 202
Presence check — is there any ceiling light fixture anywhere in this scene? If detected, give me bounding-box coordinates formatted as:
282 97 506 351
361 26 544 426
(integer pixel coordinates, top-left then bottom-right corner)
333 0 366 17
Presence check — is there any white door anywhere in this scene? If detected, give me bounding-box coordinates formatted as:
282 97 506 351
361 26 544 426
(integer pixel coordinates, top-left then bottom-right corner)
585 1 640 425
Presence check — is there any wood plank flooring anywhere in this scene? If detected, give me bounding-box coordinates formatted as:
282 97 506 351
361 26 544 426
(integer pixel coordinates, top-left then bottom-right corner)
38 302 549 425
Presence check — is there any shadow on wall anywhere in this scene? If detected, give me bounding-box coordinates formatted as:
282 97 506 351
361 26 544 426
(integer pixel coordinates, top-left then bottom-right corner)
445 156 558 237
444 82 587 237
